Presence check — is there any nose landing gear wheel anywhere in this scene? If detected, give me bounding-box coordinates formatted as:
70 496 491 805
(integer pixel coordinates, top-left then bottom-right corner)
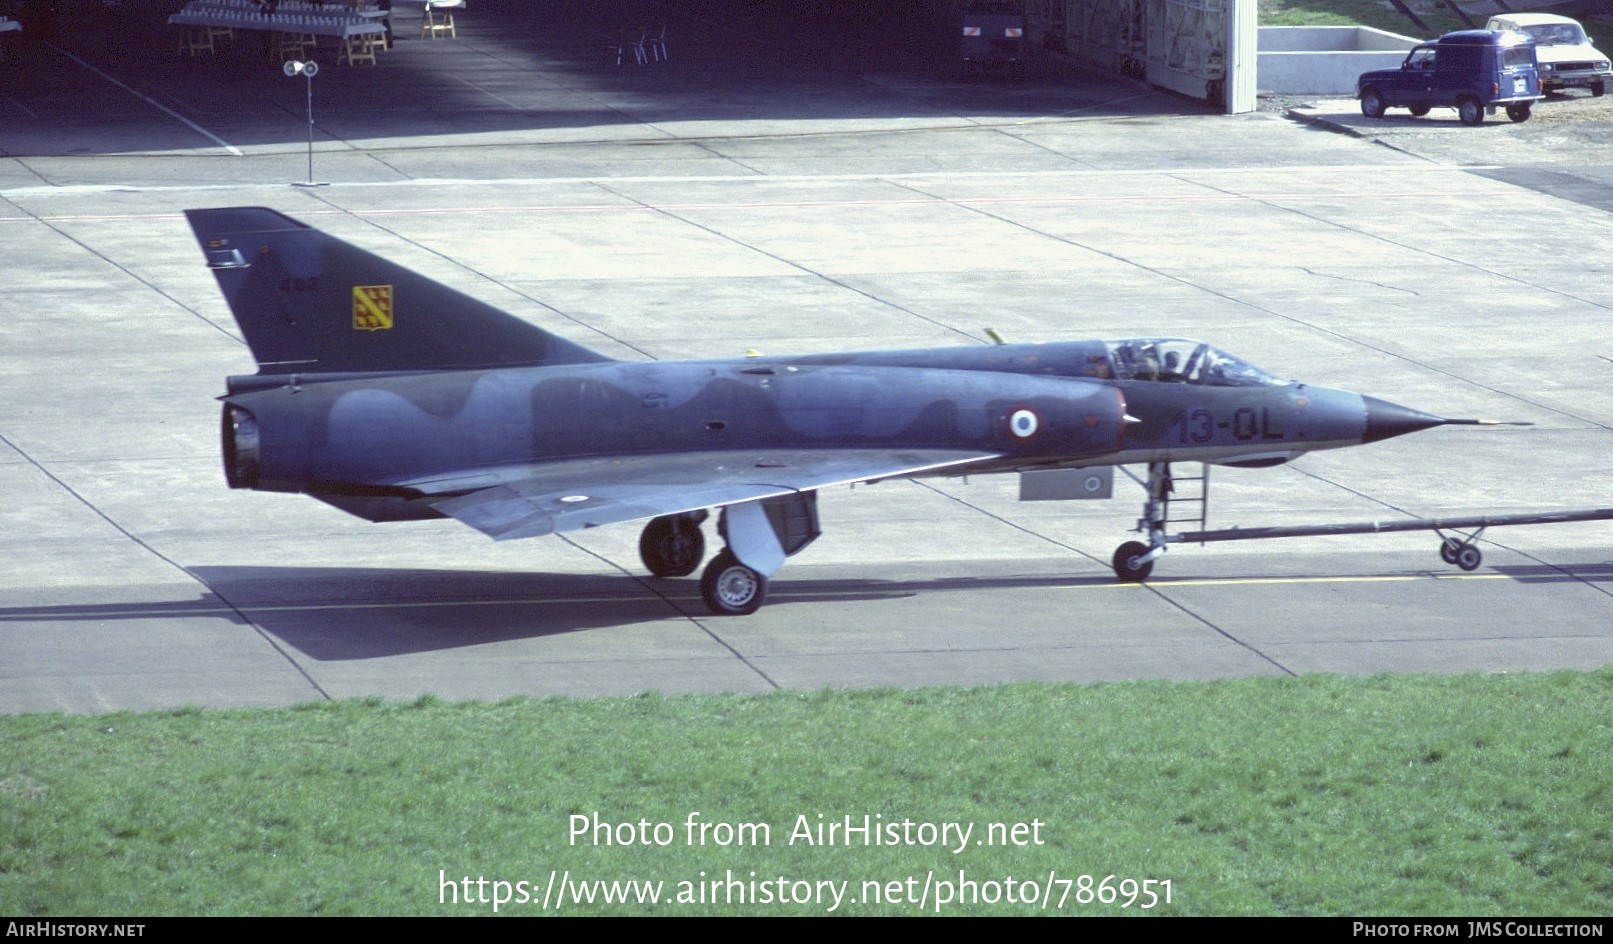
1112 541 1155 582
701 549 767 615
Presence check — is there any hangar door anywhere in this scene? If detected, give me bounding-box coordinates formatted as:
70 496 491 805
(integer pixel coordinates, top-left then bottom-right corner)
1025 0 1256 113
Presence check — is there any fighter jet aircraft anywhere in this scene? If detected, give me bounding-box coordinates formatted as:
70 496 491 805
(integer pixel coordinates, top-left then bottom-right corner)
187 206 1494 616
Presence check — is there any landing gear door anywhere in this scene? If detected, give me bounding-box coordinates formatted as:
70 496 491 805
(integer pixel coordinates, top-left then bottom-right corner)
723 491 821 577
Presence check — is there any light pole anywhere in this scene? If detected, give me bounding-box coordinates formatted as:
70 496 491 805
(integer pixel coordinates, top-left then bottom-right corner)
283 59 326 187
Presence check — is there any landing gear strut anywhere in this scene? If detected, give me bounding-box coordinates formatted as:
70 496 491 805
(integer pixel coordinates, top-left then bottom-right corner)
1104 466 1613 580
636 508 770 614
1110 461 1182 582
669 493 821 616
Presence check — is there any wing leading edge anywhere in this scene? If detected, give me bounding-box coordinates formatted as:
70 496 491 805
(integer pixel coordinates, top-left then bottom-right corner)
416 448 1000 540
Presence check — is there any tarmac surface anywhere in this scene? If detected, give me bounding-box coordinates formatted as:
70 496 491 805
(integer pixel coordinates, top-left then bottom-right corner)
4 0 1613 712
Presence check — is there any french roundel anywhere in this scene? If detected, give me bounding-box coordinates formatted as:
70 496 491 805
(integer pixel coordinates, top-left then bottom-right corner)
1008 408 1039 439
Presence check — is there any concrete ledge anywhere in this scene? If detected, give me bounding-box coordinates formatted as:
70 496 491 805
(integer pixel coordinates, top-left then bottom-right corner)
1261 26 1419 95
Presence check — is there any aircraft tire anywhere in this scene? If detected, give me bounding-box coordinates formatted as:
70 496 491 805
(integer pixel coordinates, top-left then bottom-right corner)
1456 544 1483 572
1440 539 1460 565
639 514 705 578
1111 541 1155 582
701 550 768 615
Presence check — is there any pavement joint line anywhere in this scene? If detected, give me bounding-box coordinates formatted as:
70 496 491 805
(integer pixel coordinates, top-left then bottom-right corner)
1180 171 1613 390
1272 466 1613 604
0 188 1491 221
1140 577 1297 677
556 534 784 691
0 430 333 701
300 190 658 359
592 180 983 344
905 164 1612 433
3 94 37 118
912 479 1102 564
0 162 1509 200
46 42 243 158
447 73 532 112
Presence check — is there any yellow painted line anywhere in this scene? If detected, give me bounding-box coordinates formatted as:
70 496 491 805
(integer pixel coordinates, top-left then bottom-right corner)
0 595 667 620
1075 573 1513 589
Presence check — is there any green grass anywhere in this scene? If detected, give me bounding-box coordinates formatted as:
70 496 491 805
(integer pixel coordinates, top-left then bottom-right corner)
1260 0 1613 52
1261 0 1468 37
2 672 1611 915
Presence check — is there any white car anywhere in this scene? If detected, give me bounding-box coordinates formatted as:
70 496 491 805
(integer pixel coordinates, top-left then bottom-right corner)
1486 13 1611 96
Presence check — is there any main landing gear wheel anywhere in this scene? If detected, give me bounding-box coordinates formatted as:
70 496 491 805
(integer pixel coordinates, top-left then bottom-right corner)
1112 541 1155 582
701 549 767 616
639 513 706 578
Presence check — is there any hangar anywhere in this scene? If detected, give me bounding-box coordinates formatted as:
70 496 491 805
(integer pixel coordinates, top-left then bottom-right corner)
831 0 1256 110
1012 0 1256 109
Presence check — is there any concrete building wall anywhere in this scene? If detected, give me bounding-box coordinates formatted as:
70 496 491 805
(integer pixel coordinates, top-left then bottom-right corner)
1258 26 1419 95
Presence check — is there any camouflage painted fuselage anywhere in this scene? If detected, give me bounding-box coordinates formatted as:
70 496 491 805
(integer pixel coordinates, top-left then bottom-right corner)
223 339 1391 518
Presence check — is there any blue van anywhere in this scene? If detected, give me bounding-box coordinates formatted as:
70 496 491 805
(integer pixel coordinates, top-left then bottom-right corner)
1357 30 1542 125
961 1 1025 77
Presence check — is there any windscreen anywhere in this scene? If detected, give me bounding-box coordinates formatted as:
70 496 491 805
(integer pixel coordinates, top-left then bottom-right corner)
1105 339 1289 387
1524 23 1586 45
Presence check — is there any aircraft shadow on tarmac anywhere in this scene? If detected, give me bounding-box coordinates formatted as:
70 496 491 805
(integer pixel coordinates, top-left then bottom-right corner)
8 560 1609 663
1489 562 1613 585
175 565 1146 662
0 565 1138 662
9 0 1202 156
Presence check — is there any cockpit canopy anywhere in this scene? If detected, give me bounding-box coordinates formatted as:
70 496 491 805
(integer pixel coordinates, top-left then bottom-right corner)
1105 339 1289 387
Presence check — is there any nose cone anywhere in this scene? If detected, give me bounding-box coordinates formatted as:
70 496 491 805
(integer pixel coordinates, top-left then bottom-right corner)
1362 395 1447 444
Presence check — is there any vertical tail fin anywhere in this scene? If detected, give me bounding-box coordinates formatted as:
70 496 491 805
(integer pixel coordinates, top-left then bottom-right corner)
185 206 612 374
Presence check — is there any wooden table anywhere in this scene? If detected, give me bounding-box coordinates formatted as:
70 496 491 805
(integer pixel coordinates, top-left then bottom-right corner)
168 1 387 63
